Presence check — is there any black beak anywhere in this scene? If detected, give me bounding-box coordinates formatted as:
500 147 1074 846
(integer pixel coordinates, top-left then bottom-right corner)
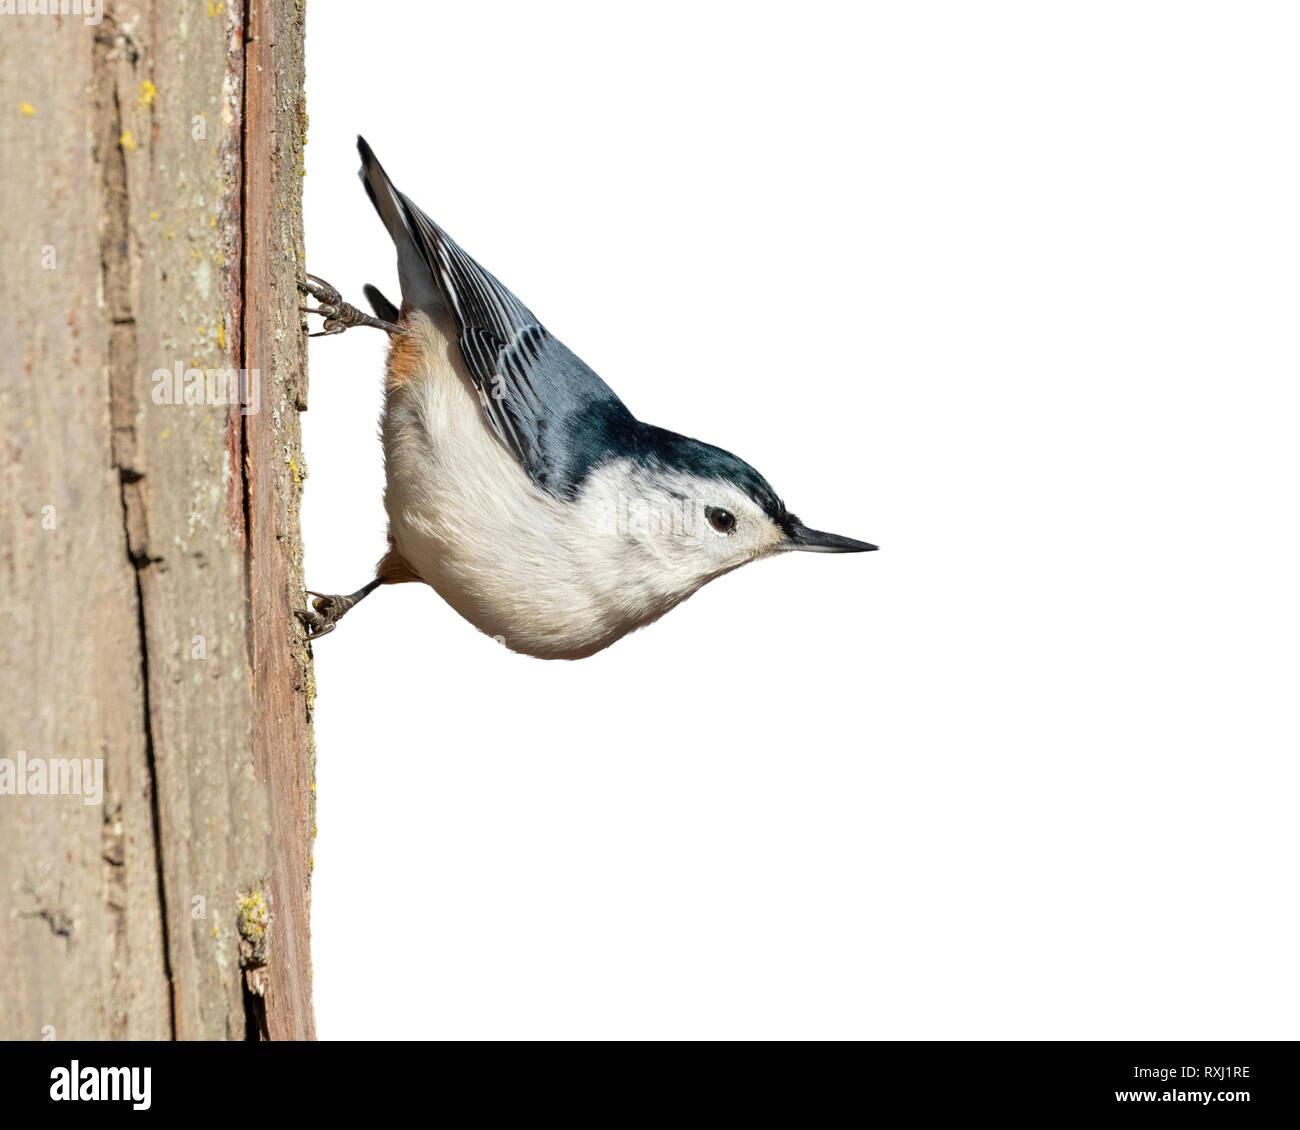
785 518 878 554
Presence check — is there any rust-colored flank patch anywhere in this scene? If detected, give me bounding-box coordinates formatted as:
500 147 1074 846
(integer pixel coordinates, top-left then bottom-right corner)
384 317 422 392
376 539 422 585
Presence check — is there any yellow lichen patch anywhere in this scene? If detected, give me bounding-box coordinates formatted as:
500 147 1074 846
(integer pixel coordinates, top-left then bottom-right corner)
138 80 157 108
237 890 270 943
149 209 160 220
236 886 273 993
119 130 137 152
20 102 34 117
217 322 226 350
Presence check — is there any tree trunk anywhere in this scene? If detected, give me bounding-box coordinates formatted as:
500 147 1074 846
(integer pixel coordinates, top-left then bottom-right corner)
0 1 314 1040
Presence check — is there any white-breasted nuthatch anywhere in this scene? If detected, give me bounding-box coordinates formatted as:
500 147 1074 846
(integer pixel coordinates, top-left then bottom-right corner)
298 137 876 659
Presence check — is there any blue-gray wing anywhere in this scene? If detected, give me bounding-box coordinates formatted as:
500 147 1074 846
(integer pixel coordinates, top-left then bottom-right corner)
357 136 632 494
405 205 633 494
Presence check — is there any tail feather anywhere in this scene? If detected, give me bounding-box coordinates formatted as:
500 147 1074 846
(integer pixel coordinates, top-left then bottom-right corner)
357 136 446 317
363 284 400 325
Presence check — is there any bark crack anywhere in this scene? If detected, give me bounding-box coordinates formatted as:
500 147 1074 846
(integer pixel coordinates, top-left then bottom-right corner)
93 17 177 1042
238 0 260 1042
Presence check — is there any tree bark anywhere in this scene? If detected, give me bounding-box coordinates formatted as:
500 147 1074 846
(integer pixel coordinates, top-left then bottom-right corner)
0 1 314 1039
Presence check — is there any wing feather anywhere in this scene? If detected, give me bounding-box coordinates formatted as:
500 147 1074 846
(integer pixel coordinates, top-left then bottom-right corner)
359 137 633 494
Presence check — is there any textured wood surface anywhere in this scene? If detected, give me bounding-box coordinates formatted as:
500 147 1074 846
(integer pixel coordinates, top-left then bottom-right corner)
0 2 312 1040
243 0 315 1041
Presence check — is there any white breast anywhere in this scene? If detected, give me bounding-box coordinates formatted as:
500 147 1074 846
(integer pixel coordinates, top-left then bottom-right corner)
381 311 697 659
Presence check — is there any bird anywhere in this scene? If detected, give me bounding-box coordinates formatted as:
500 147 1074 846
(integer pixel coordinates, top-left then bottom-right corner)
296 136 876 660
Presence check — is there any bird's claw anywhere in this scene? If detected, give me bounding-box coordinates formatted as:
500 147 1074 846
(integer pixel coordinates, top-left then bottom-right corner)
299 273 404 337
294 590 359 641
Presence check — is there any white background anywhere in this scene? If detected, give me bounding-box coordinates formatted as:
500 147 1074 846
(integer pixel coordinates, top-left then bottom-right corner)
302 2 1299 1039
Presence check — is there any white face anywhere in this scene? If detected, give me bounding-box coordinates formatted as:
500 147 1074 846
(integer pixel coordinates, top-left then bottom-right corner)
578 462 790 602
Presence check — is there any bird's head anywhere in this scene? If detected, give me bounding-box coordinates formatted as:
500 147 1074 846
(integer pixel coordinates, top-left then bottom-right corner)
578 428 875 607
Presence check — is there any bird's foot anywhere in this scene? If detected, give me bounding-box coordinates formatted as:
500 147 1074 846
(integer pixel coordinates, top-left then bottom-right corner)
295 578 384 640
294 590 362 640
299 274 404 337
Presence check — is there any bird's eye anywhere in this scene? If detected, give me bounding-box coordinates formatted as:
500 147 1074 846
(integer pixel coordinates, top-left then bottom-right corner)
706 507 736 534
